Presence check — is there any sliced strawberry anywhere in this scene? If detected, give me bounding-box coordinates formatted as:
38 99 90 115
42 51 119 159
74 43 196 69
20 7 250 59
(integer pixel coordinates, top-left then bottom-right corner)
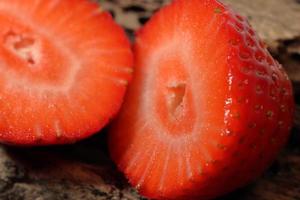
0 0 133 145
108 0 294 199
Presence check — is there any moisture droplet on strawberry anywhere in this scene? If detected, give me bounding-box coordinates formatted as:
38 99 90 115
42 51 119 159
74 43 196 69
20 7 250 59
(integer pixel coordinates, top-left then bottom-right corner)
108 0 294 199
0 0 133 145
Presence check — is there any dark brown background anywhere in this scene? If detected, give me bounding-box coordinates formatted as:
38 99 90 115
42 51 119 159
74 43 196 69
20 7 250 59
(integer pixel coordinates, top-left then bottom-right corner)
0 0 299 199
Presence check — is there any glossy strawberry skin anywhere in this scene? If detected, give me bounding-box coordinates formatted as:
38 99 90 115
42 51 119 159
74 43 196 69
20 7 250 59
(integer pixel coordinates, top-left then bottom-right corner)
219 10 294 195
109 0 294 199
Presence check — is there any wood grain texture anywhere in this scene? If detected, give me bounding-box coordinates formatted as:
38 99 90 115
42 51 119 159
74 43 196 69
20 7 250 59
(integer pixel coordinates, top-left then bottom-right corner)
0 0 299 199
223 0 300 49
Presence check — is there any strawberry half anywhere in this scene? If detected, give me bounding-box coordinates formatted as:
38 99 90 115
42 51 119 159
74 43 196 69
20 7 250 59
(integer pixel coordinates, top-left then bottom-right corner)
108 0 294 199
0 0 133 145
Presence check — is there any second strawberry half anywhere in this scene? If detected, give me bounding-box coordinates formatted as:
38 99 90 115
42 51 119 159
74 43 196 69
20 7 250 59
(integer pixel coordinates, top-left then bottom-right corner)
0 0 133 145
108 0 294 199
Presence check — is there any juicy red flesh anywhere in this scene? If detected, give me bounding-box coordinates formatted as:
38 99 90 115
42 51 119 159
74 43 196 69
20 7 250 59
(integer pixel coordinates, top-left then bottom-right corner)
108 0 294 199
0 0 133 145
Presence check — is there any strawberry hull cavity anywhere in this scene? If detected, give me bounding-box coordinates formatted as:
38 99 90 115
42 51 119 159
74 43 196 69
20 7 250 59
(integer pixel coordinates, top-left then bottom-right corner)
0 0 133 145
108 0 294 199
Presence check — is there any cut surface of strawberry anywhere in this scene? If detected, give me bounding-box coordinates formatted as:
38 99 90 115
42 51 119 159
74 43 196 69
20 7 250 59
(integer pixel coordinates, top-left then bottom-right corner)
108 0 294 199
0 0 133 145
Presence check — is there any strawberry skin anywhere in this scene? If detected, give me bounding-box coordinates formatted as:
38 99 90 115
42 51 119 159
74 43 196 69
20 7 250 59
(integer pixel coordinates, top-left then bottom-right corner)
0 0 133 145
108 0 294 199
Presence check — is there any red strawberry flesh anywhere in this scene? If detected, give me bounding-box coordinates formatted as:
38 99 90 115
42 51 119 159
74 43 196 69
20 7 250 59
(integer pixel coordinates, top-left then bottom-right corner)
0 0 133 145
108 0 294 199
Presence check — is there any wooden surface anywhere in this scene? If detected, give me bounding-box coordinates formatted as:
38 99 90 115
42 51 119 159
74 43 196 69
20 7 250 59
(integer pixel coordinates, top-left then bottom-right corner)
0 0 299 199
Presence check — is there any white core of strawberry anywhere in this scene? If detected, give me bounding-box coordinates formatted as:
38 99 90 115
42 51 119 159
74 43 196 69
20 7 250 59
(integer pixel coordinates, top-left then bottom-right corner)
167 82 186 117
3 30 40 65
